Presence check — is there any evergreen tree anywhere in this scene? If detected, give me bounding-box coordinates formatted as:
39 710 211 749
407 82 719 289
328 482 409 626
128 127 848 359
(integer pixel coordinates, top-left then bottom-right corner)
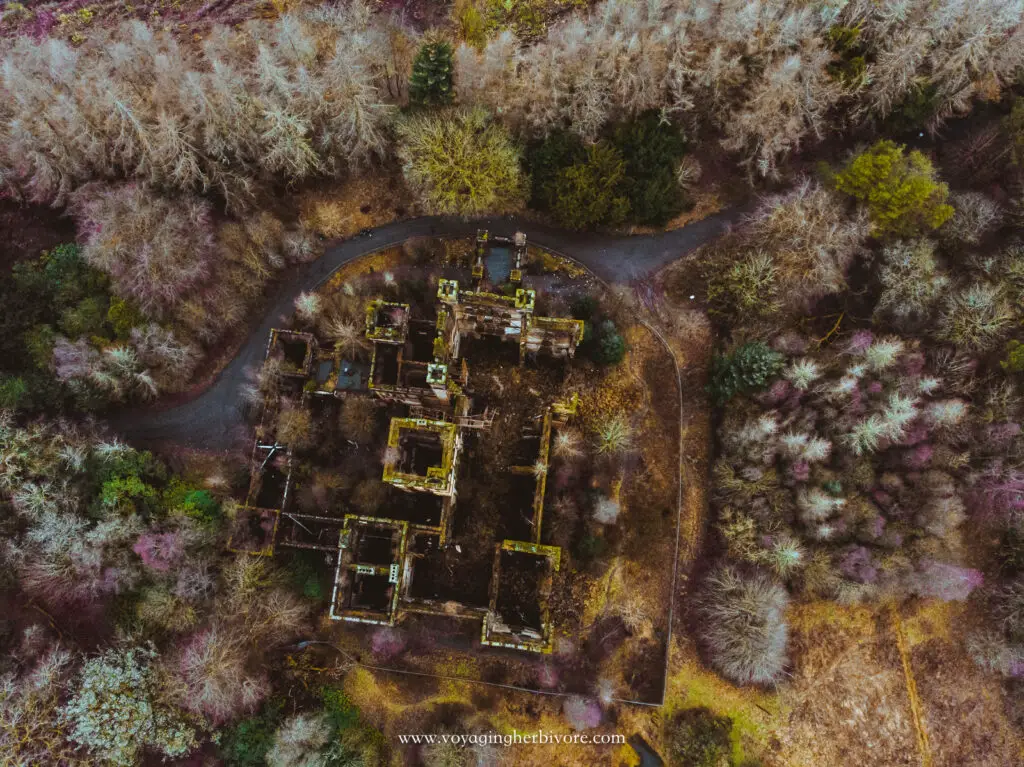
409 42 455 108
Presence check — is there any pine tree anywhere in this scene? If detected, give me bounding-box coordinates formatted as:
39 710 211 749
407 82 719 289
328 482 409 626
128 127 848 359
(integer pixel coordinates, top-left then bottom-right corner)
409 42 455 108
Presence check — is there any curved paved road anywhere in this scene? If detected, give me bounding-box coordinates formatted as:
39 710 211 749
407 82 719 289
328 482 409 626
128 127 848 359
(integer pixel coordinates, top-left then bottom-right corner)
113 209 743 448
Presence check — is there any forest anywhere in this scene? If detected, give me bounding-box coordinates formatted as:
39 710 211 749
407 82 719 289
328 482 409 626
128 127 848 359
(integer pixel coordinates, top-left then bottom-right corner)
3 0 1024 765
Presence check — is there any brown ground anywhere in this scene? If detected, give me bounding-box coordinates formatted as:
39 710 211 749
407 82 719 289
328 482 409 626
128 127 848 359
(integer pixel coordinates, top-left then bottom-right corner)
0 199 75 273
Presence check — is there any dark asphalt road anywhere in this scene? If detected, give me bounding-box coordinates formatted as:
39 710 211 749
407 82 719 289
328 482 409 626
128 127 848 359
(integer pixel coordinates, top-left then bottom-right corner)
111 209 744 448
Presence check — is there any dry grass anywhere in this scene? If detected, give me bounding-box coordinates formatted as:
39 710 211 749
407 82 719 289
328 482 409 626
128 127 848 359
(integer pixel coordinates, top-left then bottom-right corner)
298 175 412 240
904 601 1024 767
770 602 918 766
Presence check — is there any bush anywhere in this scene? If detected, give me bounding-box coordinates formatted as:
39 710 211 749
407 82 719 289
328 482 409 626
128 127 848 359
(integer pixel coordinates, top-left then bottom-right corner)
1001 340 1024 374
62 645 196 766
549 142 631 229
588 319 626 365
612 110 688 226
834 140 953 237
220 700 286 767
666 707 733 767
526 129 587 210
395 107 526 215
873 239 948 331
409 41 455 108
937 282 1014 351
709 343 784 406
698 566 788 686
707 251 781 322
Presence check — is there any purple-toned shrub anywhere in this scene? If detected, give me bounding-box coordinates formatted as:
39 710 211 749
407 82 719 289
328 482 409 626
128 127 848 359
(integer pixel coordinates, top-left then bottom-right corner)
370 627 407 660
867 380 883 394
984 423 1022 450
903 444 933 470
759 379 793 407
838 546 878 584
847 331 874 354
967 470 1024 521
910 561 983 601
53 337 98 381
538 663 559 689
563 695 602 730
864 515 886 540
787 461 811 483
133 532 185 573
898 424 930 446
902 352 925 376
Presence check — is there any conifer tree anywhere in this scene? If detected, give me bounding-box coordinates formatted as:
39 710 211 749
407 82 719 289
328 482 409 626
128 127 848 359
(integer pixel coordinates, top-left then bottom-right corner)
409 41 455 108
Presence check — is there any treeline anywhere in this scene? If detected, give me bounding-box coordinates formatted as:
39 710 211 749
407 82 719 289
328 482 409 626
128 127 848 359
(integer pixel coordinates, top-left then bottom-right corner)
0 7 400 206
4 0 1023 204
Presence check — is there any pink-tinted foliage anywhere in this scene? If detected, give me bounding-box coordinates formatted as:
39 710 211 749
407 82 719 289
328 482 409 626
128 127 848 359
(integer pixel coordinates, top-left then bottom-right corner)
838 546 878 584
538 663 559 689
370 627 407 660
758 379 792 407
967 469 1024 522
903 444 933 470
902 352 925 376
898 424 930 446
847 331 874 354
52 337 98 381
563 695 602 730
984 423 1021 450
176 627 268 724
133 532 185 572
864 514 886 540
910 561 983 601
866 380 883 394
787 461 810 483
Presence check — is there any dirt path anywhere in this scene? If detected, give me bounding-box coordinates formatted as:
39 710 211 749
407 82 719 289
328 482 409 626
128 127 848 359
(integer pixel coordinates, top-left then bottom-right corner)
890 603 934 767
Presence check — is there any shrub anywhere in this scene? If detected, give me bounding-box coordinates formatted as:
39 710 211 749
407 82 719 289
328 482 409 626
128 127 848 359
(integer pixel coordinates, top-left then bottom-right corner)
174 626 268 724
612 110 687 226
70 184 216 318
937 282 1014 351
395 107 526 215
698 566 788 685
666 707 733 767
943 192 1002 245
562 695 602 730
589 319 626 365
526 129 587 210
339 397 378 443
220 700 286 767
276 403 314 449
0 375 29 410
709 343 784 406
409 41 455 108
1002 340 1024 374
707 251 781 322
908 561 983 602
833 140 953 237
549 142 631 229
62 645 196 766
873 239 948 330
825 25 867 86
266 712 332 767
595 415 632 455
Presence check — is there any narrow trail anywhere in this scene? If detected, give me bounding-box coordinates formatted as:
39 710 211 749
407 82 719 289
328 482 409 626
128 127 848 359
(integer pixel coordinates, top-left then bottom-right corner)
111 207 745 448
890 603 934 767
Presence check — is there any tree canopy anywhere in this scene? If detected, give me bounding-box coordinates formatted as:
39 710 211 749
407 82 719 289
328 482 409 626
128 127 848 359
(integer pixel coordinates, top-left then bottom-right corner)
833 140 953 237
395 107 526 216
